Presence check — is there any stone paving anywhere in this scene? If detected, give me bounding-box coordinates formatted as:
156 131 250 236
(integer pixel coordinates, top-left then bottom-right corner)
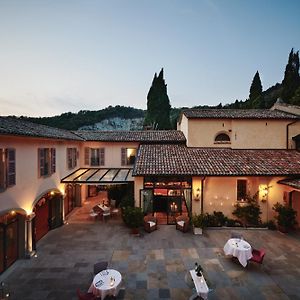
1 200 300 300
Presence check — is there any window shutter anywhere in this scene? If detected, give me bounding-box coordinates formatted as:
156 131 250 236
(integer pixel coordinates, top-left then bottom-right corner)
100 148 105 166
51 148 56 174
6 149 16 186
121 148 126 166
39 148 45 177
84 147 90 165
67 148 71 169
73 148 77 168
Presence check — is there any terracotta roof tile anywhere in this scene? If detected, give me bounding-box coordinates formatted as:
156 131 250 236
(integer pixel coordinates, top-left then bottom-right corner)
0 117 82 140
133 144 300 176
277 178 300 189
182 109 299 119
73 130 186 143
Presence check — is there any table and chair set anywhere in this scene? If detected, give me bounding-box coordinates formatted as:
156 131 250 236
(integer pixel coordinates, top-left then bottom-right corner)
89 200 119 221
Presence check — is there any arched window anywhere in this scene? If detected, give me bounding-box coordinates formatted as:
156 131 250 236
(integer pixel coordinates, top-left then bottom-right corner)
215 133 230 142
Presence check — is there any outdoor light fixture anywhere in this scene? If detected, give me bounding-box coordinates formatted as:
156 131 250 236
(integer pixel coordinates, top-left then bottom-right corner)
0 282 10 299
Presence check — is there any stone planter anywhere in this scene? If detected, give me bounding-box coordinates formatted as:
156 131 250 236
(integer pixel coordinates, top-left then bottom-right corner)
193 226 203 235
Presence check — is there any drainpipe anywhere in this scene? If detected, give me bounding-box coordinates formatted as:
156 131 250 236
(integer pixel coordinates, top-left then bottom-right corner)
286 120 298 149
201 177 206 214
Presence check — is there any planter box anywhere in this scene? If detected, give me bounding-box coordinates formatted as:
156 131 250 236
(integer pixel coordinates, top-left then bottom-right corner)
193 226 203 235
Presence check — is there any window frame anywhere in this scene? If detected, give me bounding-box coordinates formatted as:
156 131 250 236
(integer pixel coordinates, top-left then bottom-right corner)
85 147 105 166
121 147 137 166
0 148 16 191
236 179 247 201
214 132 231 144
38 148 56 177
67 148 77 170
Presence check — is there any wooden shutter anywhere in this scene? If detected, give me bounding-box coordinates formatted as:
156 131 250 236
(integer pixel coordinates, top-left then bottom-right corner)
100 148 105 166
38 148 45 177
67 148 71 169
121 148 126 166
6 149 16 186
84 147 90 165
0 149 5 189
51 148 56 174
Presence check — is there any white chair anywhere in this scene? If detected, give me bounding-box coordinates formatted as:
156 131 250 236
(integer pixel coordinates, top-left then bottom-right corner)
89 210 98 221
102 210 111 221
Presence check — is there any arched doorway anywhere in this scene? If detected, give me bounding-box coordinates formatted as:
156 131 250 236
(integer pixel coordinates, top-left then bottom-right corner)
33 190 63 243
0 211 26 274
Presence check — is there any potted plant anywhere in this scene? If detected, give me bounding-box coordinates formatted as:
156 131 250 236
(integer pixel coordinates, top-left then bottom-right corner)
123 206 144 235
192 214 206 235
272 202 297 233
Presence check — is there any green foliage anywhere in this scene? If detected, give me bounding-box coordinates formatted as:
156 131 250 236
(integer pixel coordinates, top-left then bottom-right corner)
191 214 206 228
232 193 262 226
272 202 297 229
122 207 144 228
290 85 300 106
261 220 277 230
249 71 263 103
144 68 171 130
281 48 300 102
21 105 145 130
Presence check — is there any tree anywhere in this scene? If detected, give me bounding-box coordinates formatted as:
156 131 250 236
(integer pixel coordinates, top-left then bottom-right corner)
248 71 265 108
144 68 171 130
281 48 300 102
249 71 263 102
290 85 300 106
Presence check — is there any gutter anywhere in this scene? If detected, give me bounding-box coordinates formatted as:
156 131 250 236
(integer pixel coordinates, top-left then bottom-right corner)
286 120 299 149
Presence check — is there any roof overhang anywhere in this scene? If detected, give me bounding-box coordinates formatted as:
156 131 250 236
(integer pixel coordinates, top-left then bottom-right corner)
277 178 300 190
61 168 134 185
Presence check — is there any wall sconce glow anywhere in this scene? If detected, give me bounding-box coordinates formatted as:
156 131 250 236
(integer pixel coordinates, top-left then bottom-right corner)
209 202 212 206
220 202 223 206
259 184 268 202
50 191 55 196
10 210 16 215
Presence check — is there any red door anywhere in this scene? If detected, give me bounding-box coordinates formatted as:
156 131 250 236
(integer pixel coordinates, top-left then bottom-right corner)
34 199 49 242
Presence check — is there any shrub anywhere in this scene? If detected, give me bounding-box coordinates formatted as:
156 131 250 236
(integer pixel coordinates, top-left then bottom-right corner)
192 214 206 228
122 207 144 228
272 202 297 229
232 192 262 226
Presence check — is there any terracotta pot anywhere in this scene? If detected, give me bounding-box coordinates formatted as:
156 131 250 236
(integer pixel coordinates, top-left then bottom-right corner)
131 228 140 235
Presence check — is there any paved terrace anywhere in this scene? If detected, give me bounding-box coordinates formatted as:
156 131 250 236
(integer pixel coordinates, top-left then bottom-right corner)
1 199 300 300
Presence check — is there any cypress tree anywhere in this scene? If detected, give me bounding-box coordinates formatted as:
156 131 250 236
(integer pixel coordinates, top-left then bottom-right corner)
249 71 263 102
281 48 300 102
144 68 171 129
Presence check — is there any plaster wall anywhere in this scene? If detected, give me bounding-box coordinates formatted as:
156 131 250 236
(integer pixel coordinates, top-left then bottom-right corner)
0 135 81 214
185 118 292 149
80 141 139 168
134 176 144 207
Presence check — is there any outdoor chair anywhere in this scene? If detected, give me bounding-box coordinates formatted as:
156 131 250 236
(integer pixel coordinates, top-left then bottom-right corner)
93 261 108 275
175 215 189 233
143 215 158 233
249 248 265 264
76 288 96 300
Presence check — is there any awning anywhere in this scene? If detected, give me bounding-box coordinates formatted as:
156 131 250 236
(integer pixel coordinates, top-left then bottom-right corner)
278 178 300 190
61 168 134 184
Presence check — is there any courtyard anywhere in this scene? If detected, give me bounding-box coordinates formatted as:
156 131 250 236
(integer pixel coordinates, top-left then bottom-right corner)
1 200 300 300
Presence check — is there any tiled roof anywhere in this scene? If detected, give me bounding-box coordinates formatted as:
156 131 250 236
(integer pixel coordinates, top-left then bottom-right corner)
277 178 300 190
182 109 299 119
0 117 83 140
133 144 300 176
73 130 186 143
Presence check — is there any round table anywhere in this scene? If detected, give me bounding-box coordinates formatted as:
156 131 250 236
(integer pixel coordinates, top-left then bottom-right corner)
223 238 252 267
90 269 122 299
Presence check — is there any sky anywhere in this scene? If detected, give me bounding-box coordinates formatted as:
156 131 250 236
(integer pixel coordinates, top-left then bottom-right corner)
0 0 300 117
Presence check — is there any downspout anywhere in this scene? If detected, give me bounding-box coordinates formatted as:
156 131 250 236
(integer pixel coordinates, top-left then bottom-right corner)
286 120 298 149
201 177 206 214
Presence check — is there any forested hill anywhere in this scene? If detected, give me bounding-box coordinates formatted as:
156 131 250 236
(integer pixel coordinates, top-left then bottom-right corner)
21 106 145 130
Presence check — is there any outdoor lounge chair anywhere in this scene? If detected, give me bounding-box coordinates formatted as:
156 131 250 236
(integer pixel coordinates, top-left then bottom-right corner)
93 261 108 275
176 215 189 232
76 288 96 300
249 248 265 264
143 215 158 233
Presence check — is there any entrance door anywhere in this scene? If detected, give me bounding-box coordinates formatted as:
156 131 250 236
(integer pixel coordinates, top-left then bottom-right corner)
64 184 75 216
49 195 63 229
34 199 49 242
0 217 19 274
291 191 300 227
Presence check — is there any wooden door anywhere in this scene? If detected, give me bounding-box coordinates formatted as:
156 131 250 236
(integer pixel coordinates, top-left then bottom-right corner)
34 199 49 242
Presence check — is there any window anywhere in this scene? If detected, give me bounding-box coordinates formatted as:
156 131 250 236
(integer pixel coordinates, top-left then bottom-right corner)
237 179 247 201
215 133 230 143
67 148 77 169
121 148 137 166
84 147 105 166
38 148 56 177
0 148 16 190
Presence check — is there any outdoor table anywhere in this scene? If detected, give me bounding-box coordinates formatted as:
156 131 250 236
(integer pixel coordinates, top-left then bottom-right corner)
223 238 252 267
189 269 209 300
89 269 122 299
